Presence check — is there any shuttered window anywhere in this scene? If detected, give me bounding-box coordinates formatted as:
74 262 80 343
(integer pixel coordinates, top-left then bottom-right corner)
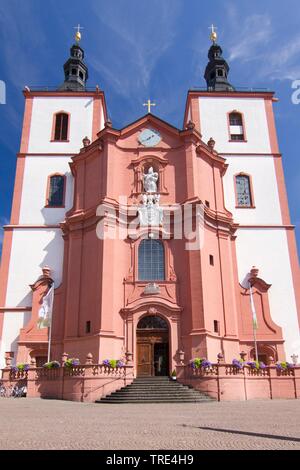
54 113 69 141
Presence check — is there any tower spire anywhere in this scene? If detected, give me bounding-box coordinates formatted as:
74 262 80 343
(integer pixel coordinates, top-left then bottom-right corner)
58 26 88 91
204 25 235 92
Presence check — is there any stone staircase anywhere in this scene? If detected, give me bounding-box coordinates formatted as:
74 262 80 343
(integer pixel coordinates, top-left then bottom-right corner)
96 376 214 403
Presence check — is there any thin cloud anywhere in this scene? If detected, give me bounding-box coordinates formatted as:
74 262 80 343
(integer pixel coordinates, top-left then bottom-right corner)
228 14 272 62
90 0 181 93
0 2 46 89
225 5 300 82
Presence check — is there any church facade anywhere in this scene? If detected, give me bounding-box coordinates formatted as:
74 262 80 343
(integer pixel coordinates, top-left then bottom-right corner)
0 32 299 374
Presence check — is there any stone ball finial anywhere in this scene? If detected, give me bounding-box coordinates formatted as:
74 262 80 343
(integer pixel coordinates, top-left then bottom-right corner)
85 352 93 365
82 136 90 148
207 137 215 149
240 351 247 361
42 266 51 278
250 266 259 278
217 352 224 364
186 120 195 130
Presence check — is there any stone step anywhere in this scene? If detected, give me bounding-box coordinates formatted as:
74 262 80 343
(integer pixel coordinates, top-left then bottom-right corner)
97 398 210 403
121 385 191 392
97 393 211 400
96 376 214 404
112 390 209 397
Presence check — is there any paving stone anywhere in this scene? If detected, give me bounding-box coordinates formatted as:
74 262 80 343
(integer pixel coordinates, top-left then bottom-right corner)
0 398 299 450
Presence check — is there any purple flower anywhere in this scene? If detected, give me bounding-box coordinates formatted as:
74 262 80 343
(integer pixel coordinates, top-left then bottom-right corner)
64 357 80 368
201 360 212 368
102 359 110 366
259 362 267 369
247 361 258 369
10 366 18 373
23 364 30 371
232 359 243 369
276 361 294 371
116 360 125 368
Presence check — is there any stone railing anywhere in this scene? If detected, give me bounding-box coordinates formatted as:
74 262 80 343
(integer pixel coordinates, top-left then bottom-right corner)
176 363 300 401
1 354 134 402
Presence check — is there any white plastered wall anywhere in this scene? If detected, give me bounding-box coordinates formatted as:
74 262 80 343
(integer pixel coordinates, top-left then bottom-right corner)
28 96 94 153
1 228 64 366
235 228 300 358
5 228 64 307
19 156 73 225
199 97 271 153
0 312 31 368
223 156 282 225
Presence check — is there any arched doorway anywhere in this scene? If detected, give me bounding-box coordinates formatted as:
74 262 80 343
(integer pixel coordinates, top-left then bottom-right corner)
136 315 169 377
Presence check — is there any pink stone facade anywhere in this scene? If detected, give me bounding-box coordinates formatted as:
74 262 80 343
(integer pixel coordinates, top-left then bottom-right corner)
11 112 286 374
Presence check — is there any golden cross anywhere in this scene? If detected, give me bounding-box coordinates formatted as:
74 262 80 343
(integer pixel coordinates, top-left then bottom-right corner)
74 24 84 34
209 24 218 43
143 99 156 113
209 24 217 34
74 24 84 43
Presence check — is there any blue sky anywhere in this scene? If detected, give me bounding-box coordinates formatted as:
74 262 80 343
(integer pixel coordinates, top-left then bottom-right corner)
0 0 300 257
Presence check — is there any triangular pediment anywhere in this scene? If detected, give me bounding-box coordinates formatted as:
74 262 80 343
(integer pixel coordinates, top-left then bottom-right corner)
96 113 202 150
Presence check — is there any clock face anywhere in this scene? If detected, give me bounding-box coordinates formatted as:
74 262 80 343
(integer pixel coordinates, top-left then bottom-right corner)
138 129 161 147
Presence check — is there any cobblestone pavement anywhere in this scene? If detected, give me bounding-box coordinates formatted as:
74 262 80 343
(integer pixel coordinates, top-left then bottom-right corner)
0 398 299 450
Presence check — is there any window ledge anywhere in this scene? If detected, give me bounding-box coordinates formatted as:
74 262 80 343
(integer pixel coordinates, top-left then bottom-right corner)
229 139 248 143
45 205 65 209
50 139 70 143
235 205 256 209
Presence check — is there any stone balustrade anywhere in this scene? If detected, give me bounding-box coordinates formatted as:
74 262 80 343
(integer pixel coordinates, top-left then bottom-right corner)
1 355 134 402
176 363 300 401
1 362 299 402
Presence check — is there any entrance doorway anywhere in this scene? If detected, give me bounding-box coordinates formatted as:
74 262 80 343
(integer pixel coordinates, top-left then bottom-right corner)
136 315 169 377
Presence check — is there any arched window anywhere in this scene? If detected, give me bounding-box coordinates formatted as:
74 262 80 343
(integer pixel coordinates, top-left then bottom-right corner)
228 111 245 141
47 174 65 207
138 239 165 281
53 112 69 141
235 174 253 207
137 316 168 330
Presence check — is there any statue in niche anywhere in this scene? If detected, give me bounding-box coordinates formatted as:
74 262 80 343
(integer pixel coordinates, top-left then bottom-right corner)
143 167 158 193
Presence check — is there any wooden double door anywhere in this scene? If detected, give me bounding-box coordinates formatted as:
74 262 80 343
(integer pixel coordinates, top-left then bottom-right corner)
137 331 169 377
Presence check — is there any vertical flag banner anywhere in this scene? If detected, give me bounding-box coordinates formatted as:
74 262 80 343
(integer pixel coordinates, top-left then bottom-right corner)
249 282 258 330
37 283 54 329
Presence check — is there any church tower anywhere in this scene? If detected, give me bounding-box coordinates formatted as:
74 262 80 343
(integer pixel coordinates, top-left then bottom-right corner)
0 29 107 367
185 27 300 362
